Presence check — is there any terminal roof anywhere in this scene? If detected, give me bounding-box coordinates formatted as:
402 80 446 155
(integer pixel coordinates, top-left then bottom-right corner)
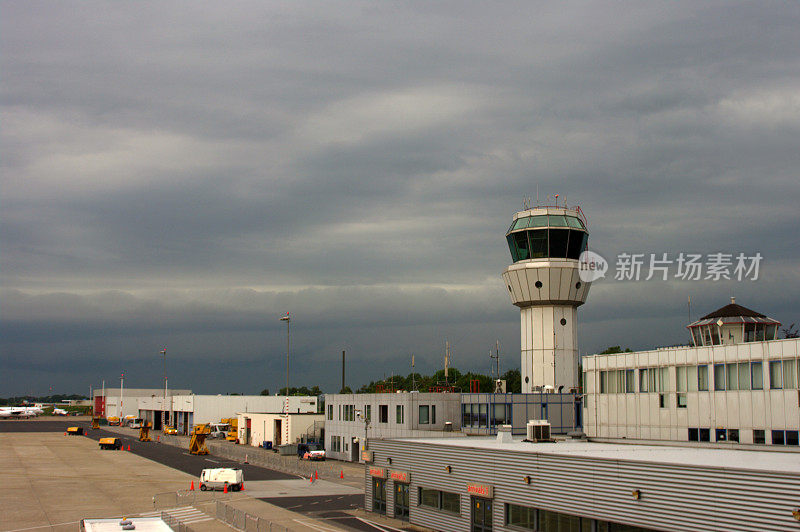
396 437 800 474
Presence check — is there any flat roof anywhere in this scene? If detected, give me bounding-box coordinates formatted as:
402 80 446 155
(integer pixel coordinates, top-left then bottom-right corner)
394 437 800 474
81 518 172 531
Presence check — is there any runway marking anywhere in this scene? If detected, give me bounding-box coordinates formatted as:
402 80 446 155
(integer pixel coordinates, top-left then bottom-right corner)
205 458 220 463
291 519 342 532
355 517 407 532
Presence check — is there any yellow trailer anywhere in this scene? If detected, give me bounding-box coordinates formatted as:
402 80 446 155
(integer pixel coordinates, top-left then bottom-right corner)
67 426 84 435
99 437 122 450
189 424 211 455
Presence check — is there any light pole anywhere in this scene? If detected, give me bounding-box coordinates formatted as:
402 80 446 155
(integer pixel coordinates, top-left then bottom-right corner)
356 409 370 456
161 348 167 430
279 312 290 445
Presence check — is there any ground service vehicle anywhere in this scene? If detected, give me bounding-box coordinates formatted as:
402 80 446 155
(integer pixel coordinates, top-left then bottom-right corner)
139 421 152 442
189 424 211 455
298 442 325 460
129 418 143 429
107 416 120 426
164 426 178 435
99 437 122 450
221 418 238 441
199 468 243 491
67 426 84 435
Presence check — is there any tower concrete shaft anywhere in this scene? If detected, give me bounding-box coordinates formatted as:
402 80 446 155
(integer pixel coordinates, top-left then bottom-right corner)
502 206 591 392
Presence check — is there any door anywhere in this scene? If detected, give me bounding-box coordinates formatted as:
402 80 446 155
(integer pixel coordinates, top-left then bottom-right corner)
471 497 493 532
372 478 386 514
274 420 282 446
351 440 360 462
394 483 409 521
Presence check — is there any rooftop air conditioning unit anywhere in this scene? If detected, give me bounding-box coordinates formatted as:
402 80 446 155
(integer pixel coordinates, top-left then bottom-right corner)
526 420 552 442
495 380 507 393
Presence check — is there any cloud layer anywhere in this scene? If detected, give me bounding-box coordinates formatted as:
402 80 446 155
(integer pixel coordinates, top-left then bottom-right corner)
2 2 799 395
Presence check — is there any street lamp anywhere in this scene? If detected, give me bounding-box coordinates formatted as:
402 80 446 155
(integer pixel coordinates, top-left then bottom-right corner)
279 313 290 447
161 347 167 430
356 408 370 452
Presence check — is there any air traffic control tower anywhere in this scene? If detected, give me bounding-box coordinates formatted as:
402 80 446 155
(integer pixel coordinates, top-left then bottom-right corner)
502 204 591 392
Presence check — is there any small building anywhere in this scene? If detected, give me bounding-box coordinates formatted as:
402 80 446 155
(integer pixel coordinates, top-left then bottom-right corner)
583 300 799 446
138 394 319 434
324 392 465 462
237 412 325 448
92 388 190 420
365 434 800 531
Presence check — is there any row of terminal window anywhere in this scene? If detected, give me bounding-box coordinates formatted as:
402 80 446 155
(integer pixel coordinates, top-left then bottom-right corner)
687 428 799 446
462 403 512 427
328 403 436 424
415 489 654 531
598 358 799 394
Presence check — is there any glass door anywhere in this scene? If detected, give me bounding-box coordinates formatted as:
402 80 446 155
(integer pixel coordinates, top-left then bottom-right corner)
471 497 493 532
372 478 386 514
394 483 409 520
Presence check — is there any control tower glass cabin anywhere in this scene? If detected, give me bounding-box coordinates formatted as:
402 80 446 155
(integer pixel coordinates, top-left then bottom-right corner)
502 206 591 392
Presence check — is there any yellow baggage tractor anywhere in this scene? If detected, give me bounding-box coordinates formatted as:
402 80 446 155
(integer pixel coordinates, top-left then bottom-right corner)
99 437 122 450
67 426 84 435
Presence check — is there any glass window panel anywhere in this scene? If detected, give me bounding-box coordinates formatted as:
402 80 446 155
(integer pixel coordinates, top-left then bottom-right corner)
738 362 750 390
420 488 439 508
714 364 725 390
677 393 687 408
784 360 797 389
751 362 763 390
548 229 569 258
441 491 460 514
600 371 607 393
506 235 519 262
512 217 530 230
726 364 738 390
478 403 488 427
529 215 549 228
688 366 698 392
461 404 470 426
529 229 548 259
566 216 583 228
419 405 429 424
626 369 635 393
676 366 687 392
431 405 436 424
698 365 709 391
770 361 783 389
659 367 669 392
608 371 617 394
548 214 568 227
649 368 658 392
639 369 648 392
513 232 530 260
566 230 585 259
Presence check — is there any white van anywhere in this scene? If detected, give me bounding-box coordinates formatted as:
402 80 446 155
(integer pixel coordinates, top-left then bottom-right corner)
199 468 243 491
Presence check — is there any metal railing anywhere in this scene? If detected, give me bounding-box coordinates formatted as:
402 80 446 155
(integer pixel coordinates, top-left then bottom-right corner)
161 510 199 532
216 500 293 532
153 488 235 510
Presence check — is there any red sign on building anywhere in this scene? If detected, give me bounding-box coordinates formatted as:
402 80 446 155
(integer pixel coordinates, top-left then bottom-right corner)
466 483 494 498
389 470 410 483
369 467 386 478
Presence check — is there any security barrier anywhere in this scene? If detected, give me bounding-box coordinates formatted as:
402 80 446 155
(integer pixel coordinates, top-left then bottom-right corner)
152 489 235 510
215 500 292 532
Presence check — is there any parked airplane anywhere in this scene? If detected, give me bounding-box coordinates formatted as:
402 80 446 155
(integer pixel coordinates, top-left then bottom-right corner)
0 406 44 418
52 408 68 416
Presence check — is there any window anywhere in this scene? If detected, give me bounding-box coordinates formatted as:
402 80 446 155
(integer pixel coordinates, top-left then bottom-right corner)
676 366 687 392
688 428 699 441
787 431 799 446
769 361 783 389
772 430 785 445
600 371 608 394
726 363 738 391
716 428 727 442
688 366 698 392
548 228 569 258
677 393 687 408
625 369 635 393
396 405 404 424
506 503 536 530
529 230 548 259
784 359 798 389
753 429 765 444
738 363 750 391
365 404 371 421
649 368 658 392
418 488 460 514
698 365 709 391
659 367 669 391
431 405 436 424
478 403 488 427
327 405 333 420
659 394 667 408
379 405 388 423
751 362 763 390
639 369 648 392
419 405 430 424
492 403 511 426
714 364 725 391
699 428 710 442
462 404 471 426
727 429 739 443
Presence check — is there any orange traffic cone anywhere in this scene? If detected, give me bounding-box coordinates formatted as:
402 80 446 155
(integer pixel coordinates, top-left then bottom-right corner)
240 482 245 491
64 432 67 436
244 454 249 464
127 445 131 451
315 470 318 480
340 470 344 479
310 476 314 484
190 481 195 491
223 483 228 494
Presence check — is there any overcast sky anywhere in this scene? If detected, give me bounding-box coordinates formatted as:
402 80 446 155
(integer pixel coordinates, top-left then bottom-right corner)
2 2 799 397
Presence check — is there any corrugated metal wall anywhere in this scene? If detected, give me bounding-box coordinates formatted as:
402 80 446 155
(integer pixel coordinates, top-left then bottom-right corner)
366 439 800 532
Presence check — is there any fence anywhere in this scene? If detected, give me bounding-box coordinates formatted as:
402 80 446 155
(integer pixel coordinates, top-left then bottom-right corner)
216 500 293 532
153 489 235 510
161 510 199 532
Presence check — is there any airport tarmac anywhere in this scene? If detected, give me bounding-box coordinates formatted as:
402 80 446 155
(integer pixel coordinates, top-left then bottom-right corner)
0 420 409 532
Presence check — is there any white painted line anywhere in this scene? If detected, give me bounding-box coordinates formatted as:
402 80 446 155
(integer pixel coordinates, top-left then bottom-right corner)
205 458 219 463
183 517 214 524
356 517 407 532
292 519 342 532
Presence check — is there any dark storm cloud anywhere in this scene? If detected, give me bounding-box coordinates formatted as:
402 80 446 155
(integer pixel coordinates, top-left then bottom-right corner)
2 2 799 395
